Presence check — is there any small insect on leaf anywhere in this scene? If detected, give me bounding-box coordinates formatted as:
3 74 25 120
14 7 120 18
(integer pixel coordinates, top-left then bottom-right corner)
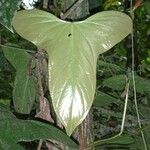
68 33 72 37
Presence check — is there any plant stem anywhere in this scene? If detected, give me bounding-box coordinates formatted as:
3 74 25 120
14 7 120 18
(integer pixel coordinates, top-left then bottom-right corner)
37 139 43 150
119 80 130 135
130 0 148 149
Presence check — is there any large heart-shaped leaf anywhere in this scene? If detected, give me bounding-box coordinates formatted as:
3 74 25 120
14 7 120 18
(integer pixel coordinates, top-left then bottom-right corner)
12 9 132 135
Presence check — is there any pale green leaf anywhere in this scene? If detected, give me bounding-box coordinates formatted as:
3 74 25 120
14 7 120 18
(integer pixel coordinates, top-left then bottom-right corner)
2 45 36 114
12 9 132 135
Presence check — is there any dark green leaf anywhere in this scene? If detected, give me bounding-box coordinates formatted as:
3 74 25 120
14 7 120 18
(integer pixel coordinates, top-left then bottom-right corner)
0 104 78 149
11 144 25 150
132 76 150 94
88 135 134 148
98 60 123 72
0 140 25 150
132 130 150 150
143 1 150 14
2 45 36 114
103 75 126 91
0 0 21 31
103 74 150 93
89 0 102 10
93 91 118 107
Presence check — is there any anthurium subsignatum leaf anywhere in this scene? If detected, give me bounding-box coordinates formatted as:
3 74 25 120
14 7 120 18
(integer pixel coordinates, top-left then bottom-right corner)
2 44 36 114
12 9 132 135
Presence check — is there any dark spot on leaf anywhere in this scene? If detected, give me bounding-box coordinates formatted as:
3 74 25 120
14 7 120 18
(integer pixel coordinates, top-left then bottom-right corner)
68 33 72 37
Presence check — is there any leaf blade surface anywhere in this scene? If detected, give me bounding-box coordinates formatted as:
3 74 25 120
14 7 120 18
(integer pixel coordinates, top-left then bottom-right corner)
3 45 36 114
0 105 78 149
12 9 132 135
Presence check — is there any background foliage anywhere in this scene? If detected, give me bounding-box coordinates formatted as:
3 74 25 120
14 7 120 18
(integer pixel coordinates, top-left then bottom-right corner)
0 0 150 150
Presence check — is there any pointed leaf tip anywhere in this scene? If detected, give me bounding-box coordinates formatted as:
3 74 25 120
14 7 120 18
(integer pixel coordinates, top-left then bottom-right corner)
12 9 132 134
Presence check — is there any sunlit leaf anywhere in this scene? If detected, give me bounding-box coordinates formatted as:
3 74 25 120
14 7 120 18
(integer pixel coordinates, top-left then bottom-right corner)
12 9 132 135
2 45 36 114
